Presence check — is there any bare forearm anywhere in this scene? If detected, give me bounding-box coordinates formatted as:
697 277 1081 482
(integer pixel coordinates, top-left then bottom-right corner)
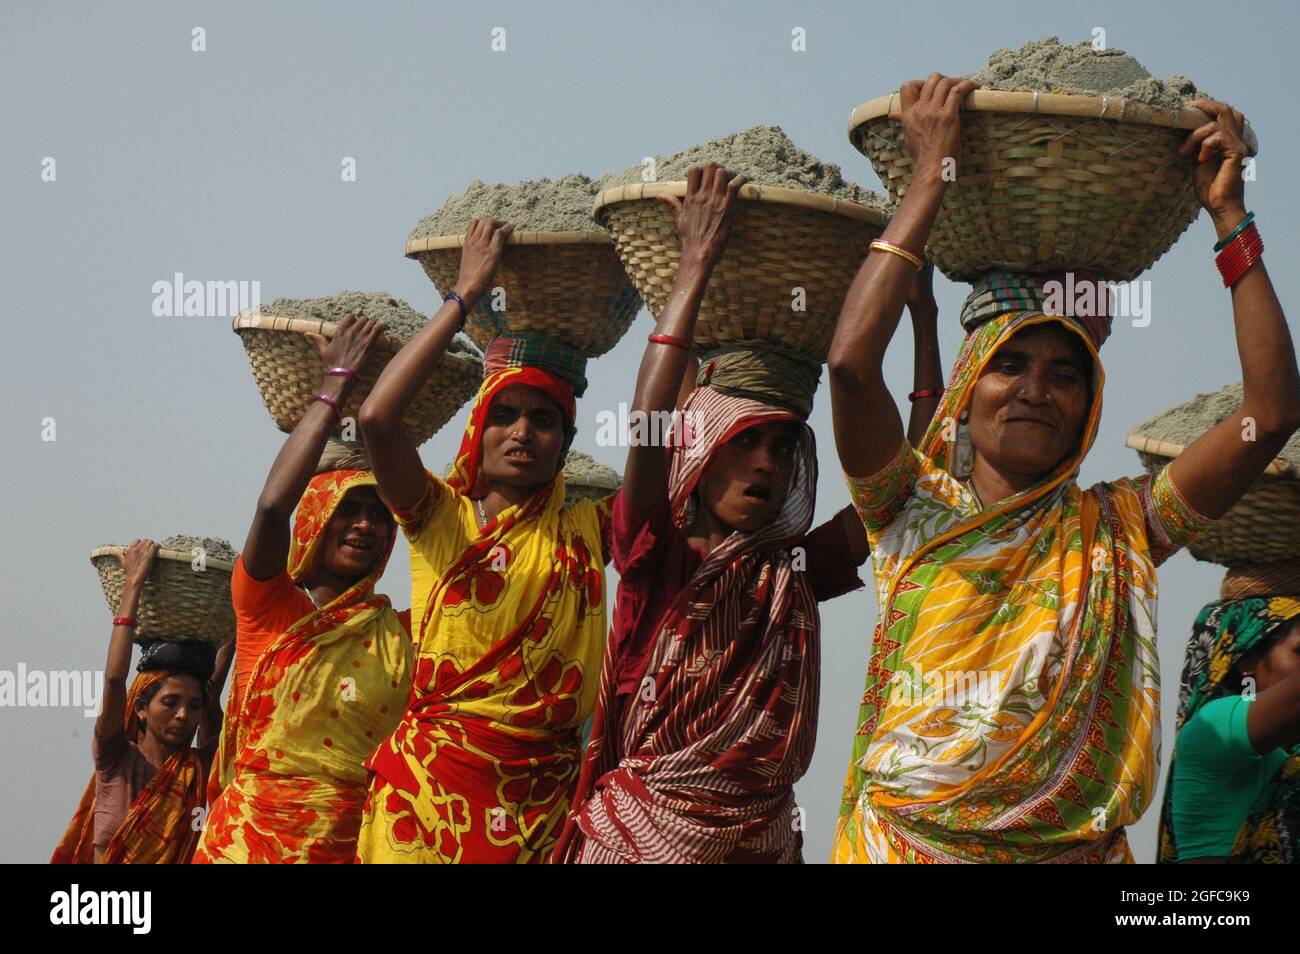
362 301 465 427
907 304 943 446
97 584 140 734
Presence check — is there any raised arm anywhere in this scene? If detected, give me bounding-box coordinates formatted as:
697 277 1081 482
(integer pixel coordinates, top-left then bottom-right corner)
622 164 748 512
905 261 944 447
95 539 156 739
1163 102 1300 518
1247 644 1300 753
828 75 978 478
198 637 234 746
242 315 385 581
359 218 513 512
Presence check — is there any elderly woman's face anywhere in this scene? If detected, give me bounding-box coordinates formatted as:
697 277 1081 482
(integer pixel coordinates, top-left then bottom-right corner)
968 324 1092 483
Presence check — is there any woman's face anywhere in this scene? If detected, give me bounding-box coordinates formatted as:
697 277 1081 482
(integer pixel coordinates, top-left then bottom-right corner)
696 421 799 533
1245 620 1300 693
479 384 570 491
968 324 1092 484
138 675 203 751
317 485 393 581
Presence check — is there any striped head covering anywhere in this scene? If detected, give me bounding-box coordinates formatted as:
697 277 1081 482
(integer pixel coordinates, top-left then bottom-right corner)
484 331 589 398
960 270 1113 349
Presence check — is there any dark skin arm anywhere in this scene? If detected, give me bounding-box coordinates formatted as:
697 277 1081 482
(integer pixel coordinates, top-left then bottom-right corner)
905 261 945 446
96 539 157 739
243 315 385 581
622 163 748 513
358 218 514 513
1164 101 1300 518
198 637 234 746
1245 625 1300 752
829 74 979 479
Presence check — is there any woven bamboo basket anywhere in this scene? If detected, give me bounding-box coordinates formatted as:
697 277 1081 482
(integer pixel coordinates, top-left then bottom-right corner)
405 231 641 358
563 451 622 504
594 182 887 362
848 90 1259 282
90 546 236 644
233 313 482 446
1125 434 1300 566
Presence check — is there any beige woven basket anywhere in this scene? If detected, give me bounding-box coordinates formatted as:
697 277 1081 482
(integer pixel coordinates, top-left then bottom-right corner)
594 182 887 362
405 231 641 358
848 90 1259 282
233 313 482 447
563 451 622 505
1125 434 1300 566
90 546 236 644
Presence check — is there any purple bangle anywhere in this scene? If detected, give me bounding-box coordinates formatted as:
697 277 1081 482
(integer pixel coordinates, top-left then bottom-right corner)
325 367 357 379
443 291 467 327
312 393 342 422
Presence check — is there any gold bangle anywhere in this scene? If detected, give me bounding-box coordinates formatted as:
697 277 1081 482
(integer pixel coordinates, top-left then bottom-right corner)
869 239 924 271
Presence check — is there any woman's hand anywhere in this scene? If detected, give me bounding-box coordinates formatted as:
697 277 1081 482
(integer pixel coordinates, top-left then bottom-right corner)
1180 99 1250 233
118 538 158 595
657 163 750 271
454 217 515 302
895 74 980 183
305 313 386 378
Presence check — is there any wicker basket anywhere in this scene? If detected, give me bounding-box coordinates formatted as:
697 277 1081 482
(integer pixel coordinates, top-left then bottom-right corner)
406 231 641 358
233 313 482 447
563 451 622 504
595 182 886 362
1125 434 1300 566
848 90 1259 283
90 546 236 644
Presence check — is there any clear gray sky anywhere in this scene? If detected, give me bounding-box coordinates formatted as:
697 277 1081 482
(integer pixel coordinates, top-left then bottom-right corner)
3 0 1296 863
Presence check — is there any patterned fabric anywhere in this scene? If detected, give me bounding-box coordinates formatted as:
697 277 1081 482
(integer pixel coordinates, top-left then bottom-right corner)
834 309 1213 864
960 270 1112 349
53 671 207 864
194 470 412 863
554 386 822 863
1157 595 1300 863
697 342 823 419
484 331 588 397
356 367 612 863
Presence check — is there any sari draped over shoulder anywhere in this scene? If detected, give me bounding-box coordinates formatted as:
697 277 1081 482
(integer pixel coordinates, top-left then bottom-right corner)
357 366 611 863
554 386 822 864
193 469 412 863
53 671 208 864
834 310 1212 864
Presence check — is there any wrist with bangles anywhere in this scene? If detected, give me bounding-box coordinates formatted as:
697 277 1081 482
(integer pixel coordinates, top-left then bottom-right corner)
869 239 925 271
908 387 944 402
1213 211 1263 288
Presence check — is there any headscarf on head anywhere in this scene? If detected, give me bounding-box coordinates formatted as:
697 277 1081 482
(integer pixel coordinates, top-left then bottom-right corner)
194 468 412 863
1157 563 1300 864
960 269 1113 349
697 342 823 420
555 383 825 863
833 305 1213 864
52 668 209 864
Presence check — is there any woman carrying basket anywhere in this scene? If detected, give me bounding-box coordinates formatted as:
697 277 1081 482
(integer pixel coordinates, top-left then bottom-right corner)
827 74 1300 863
194 315 413 863
554 163 942 864
354 219 614 863
52 539 231 864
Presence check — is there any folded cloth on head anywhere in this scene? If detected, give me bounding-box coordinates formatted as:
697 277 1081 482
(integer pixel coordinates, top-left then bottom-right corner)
484 331 589 398
961 270 1113 349
137 638 216 679
697 341 823 420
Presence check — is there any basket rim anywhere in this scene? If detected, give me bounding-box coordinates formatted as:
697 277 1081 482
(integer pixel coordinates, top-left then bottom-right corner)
849 90 1259 154
405 230 613 257
231 312 485 371
1124 432 1295 478
90 545 237 574
592 181 889 226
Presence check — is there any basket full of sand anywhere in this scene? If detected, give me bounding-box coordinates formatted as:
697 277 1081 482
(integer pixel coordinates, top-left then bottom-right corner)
1126 383 1300 566
849 38 1258 283
91 536 238 644
234 292 483 447
595 126 888 362
406 175 642 358
562 451 622 505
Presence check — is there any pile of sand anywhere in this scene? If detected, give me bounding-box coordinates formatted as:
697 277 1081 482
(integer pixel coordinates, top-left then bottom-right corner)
609 125 887 208
1132 383 1300 468
409 174 610 238
969 36 1203 110
260 291 477 351
159 534 238 563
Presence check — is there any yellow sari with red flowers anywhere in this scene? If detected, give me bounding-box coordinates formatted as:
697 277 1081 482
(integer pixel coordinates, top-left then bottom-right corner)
357 365 611 864
193 470 412 863
52 671 208 865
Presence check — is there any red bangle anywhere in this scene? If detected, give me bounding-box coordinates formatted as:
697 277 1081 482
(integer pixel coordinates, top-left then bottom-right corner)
113 616 137 628
1216 222 1264 288
313 393 342 422
325 367 357 379
648 333 692 350
908 387 944 402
